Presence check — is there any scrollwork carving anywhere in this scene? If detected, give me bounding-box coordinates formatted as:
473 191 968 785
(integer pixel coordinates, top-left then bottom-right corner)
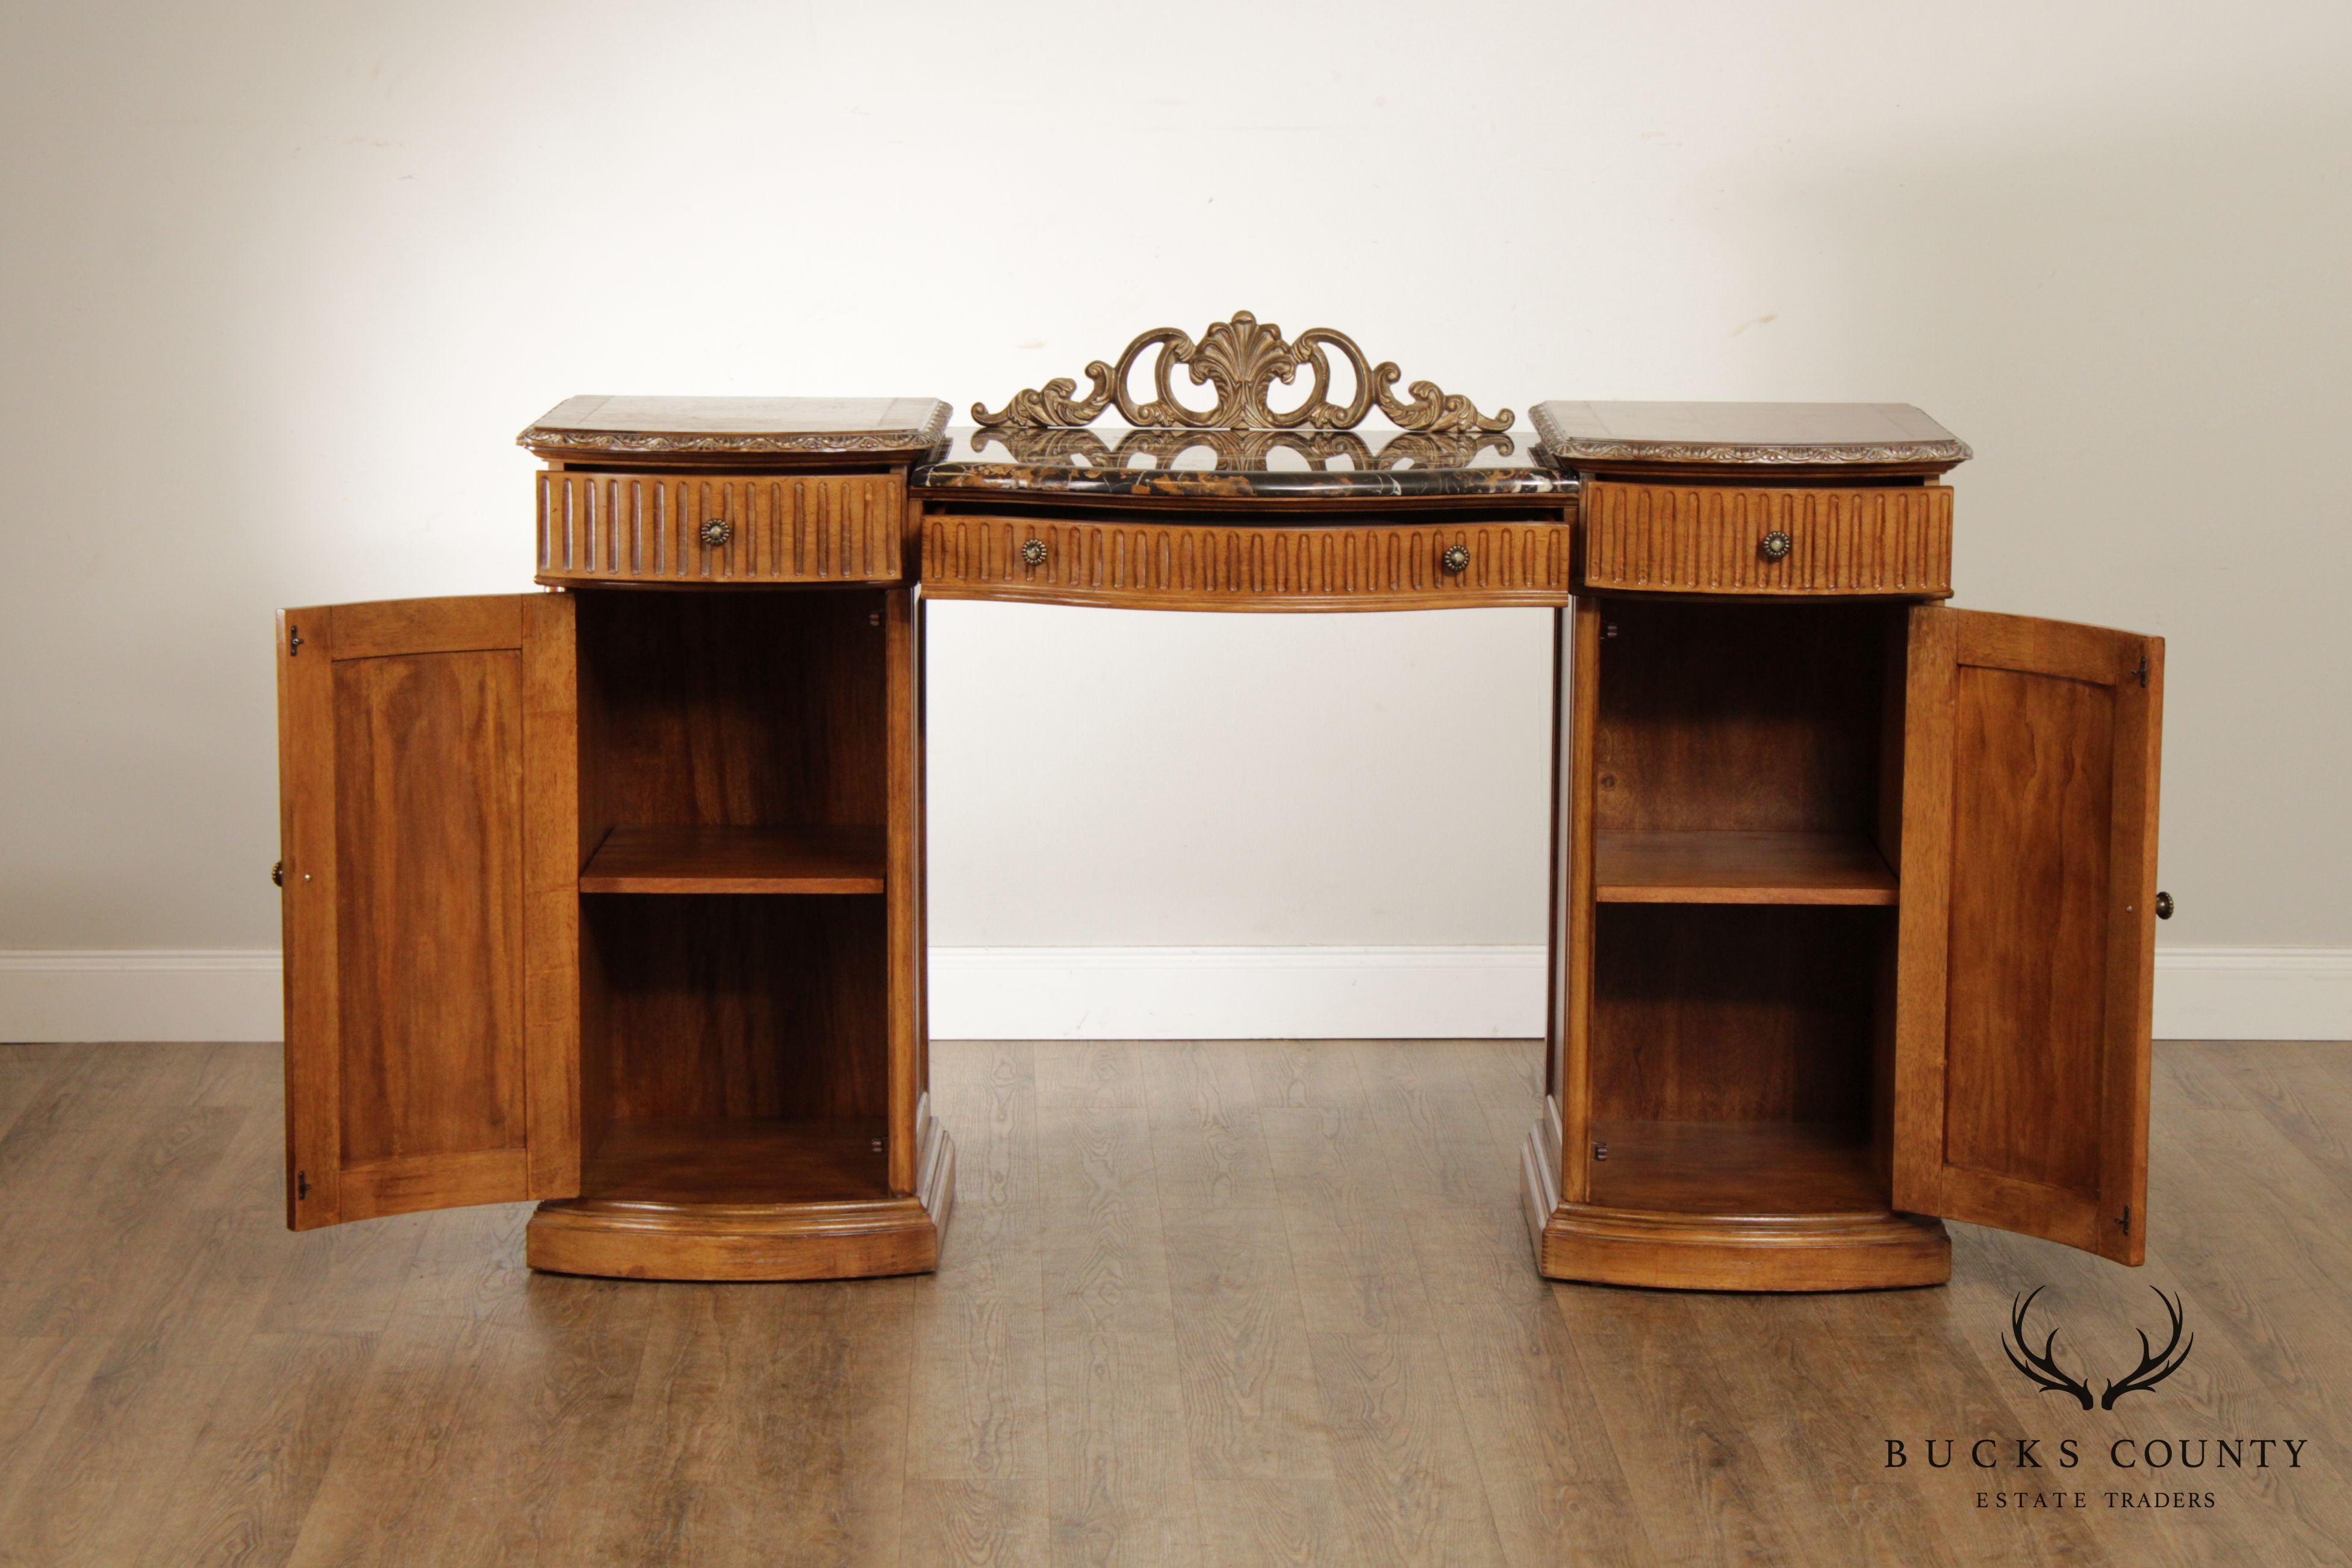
968 425 1516 471
973 312 1511 434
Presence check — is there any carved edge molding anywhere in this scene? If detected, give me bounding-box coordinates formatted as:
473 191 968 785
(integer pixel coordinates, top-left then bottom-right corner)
518 402 951 456
973 311 1511 435
1531 405 1971 467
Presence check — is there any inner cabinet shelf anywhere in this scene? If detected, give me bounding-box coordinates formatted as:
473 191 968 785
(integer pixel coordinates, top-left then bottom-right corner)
1594 829 1896 906
580 825 887 895
1585 1121 1885 1217
583 1118 891 1206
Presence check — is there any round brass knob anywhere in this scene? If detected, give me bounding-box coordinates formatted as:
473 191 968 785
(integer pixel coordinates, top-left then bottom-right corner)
1759 530 1793 561
1021 537 1047 567
701 518 732 548
1441 544 1470 574
271 860 284 888
2155 891 2174 919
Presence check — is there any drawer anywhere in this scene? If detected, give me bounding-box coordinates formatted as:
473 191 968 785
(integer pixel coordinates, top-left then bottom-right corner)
1580 482 1952 597
920 514 1575 609
537 471 904 586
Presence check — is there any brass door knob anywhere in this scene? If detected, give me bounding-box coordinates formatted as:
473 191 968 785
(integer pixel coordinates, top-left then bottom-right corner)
1441 544 1470 574
271 860 284 887
2155 891 2174 919
1021 537 1047 567
701 518 731 547
1759 530 1793 561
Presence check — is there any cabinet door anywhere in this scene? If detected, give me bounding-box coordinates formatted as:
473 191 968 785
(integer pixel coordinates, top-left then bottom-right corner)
1892 608 2161 1262
277 594 580 1229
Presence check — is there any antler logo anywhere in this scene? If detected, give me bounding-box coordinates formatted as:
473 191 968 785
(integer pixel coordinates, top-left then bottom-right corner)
2002 1286 2195 1411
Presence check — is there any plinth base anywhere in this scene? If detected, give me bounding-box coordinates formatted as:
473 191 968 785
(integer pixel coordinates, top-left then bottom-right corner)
1520 1109 1948 1292
528 1114 955 1282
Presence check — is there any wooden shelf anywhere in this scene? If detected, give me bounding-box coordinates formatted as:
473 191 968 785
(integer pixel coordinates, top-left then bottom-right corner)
579 825 886 895
1587 1120 1887 1216
583 1117 891 1206
1596 830 1897 906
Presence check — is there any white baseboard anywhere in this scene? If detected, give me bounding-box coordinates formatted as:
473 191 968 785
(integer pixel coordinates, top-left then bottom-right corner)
927 945 1549 1041
0 950 283 1045
2 945 2347 1045
2144 946 2352 1043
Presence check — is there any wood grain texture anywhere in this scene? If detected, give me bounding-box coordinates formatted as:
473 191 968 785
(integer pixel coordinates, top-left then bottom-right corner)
1580 482 1952 596
537 470 904 586
3 1038 2347 1564
886 588 922 1198
921 512 1573 610
576 824 886 894
1588 903 1883 1128
277 595 577 1230
520 592 581 1200
1893 607 2162 1264
1595 829 1897 905
1546 601 1601 1209
524 1110 951 1283
582 894 887 1125
576 588 887 833
1591 599 1900 837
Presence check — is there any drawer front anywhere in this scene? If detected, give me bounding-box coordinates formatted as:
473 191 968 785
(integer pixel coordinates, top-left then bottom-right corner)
537 471 903 586
1581 482 1952 597
921 515 1575 609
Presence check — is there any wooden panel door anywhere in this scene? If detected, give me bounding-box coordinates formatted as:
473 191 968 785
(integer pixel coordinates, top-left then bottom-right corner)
276 594 580 1228
1892 608 2162 1262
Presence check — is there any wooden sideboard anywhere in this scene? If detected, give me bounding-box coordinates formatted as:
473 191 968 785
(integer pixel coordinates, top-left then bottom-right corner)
274 315 2166 1290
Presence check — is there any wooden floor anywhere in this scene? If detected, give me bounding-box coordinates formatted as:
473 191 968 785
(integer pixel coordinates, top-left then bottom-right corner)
0 1039 2346 1566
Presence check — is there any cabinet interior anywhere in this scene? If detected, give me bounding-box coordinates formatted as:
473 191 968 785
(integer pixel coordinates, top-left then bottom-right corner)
1587 599 1908 1215
573 589 891 1203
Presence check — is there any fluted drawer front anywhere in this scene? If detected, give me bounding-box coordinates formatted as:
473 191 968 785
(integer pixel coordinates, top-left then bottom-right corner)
1581 482 1952 597
921 515 1575 609
537 471 903 585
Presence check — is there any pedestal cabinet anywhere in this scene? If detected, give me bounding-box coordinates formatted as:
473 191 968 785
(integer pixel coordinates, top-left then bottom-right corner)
275 397 956 1280
1520 402 2166 1290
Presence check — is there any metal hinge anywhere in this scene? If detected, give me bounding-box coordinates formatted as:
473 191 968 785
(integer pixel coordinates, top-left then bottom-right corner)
288 624 305 657
1592 1141 1608 1162
2118 1205 2130 1234
2133 655 2148 688
296 1170 310 1200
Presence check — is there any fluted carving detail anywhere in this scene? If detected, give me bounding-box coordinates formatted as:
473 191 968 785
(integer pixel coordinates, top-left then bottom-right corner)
537 472 904 585
1582 483 1952 597
921 516 1573 609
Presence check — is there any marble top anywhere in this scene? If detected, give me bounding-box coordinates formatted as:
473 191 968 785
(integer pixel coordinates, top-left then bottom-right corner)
912 425 1573 499
519 396 951 459
1532 401 1969 474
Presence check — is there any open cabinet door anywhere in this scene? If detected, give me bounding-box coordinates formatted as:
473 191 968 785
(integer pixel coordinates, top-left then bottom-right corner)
1892 608 2162 1263
276 594 580 1229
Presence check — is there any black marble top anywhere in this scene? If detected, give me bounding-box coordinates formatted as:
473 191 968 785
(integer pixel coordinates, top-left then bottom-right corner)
912 425 1574 499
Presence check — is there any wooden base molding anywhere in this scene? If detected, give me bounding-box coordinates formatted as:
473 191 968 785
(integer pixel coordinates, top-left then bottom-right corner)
1519 1106 1950 1292
526 1112 955 1282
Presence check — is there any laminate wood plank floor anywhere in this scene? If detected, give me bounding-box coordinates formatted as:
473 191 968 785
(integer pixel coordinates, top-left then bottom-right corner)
0 1039 2345 1566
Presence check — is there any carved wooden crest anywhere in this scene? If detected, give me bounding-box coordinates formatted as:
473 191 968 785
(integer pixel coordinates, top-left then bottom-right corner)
972 311 1511 434
967 425 1514 470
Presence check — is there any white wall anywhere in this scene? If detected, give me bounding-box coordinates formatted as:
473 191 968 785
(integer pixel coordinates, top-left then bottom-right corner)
4 0 2349 1038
